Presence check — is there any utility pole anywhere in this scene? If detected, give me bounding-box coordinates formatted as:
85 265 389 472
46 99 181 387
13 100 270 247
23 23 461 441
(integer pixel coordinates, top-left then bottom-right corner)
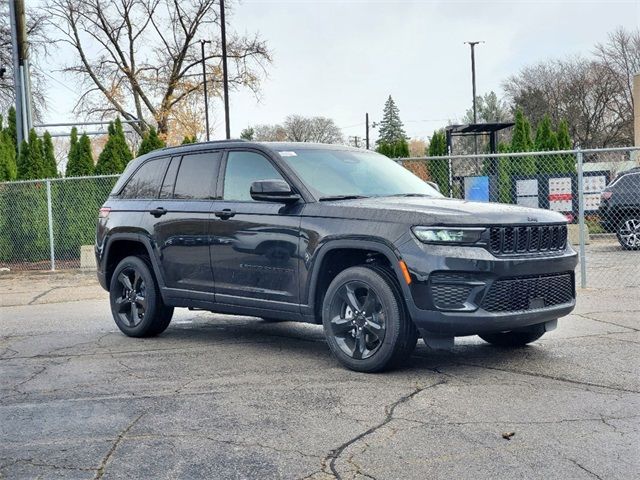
365 113 370 150
464 40 484 153
9 0 33 146
220 0 231 139
200 39 212 141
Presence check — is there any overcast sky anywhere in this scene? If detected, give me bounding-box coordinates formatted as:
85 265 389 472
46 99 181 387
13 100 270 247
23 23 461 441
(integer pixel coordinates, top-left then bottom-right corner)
41 0 640 142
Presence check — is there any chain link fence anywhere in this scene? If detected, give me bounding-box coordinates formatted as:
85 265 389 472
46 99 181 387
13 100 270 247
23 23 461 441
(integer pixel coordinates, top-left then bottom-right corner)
0 175 118 270
1 148 638 290
400 146 640 289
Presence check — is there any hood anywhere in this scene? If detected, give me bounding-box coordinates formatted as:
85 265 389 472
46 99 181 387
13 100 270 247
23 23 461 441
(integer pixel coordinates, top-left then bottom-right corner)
305 196 567 226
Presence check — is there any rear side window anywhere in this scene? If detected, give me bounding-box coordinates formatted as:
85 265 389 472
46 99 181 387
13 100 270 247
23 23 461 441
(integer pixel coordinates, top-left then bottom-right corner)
223 151 284 201
173 152 222 200
159 156 181 199
120 157 169 199
614 173 640 192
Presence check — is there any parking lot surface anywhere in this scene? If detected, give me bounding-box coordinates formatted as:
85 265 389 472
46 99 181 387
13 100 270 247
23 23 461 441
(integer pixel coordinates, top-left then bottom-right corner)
1 259 639 479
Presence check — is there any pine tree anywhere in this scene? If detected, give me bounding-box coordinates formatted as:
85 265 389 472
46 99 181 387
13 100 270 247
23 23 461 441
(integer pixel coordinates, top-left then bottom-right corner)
556 119 575 173
510 108 536 175
534 115 558 151
534 115 560 174
0 130 17 181
67 133 94 177
137 126 165 156
95 118 133 174
240 127 254 140
17 130 47 180
6 107 17 154
42 131 58 178
66 127 79 177
376 95 407 146
427 130 450 196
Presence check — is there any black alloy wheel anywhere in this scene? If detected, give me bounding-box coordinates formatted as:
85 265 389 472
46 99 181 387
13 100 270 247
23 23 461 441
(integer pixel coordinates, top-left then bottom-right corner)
327 280 386 360
114 267 148 328
322 266 417 372
109 256 174 337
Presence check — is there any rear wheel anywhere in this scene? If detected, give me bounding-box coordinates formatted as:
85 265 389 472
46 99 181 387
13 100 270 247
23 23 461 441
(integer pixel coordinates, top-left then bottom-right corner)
616 216 640 250
109 256 174 337
479 324 546 347
322 266 417 372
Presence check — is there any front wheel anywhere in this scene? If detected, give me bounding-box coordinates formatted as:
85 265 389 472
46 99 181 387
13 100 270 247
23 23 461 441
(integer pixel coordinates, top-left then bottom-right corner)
616 216 640 250
322 266 417 372
109 256 174 337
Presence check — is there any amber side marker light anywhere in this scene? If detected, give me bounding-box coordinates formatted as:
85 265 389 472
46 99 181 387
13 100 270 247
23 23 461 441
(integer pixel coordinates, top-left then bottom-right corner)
398 260 412 285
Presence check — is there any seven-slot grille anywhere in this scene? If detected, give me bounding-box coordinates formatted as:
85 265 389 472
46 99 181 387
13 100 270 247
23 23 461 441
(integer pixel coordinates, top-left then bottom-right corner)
481 273 574 313
489 225 567 255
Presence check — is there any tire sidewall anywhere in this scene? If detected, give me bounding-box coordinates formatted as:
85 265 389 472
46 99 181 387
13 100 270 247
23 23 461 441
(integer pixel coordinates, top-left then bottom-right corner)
109 256 161 337
322 266 402 372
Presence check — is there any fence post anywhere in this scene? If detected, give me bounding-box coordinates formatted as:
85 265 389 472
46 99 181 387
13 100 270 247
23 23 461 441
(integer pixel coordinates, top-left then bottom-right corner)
46 179 55 271
576 148 586 288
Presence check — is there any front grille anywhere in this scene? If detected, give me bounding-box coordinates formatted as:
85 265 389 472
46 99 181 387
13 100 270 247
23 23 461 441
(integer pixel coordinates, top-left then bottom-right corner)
432 284 473 309
481 273 574 313
489 225 567 255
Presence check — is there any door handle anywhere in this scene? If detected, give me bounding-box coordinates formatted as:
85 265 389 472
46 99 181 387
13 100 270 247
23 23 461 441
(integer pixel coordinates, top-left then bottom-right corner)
149 207 168 217
214 209 236 220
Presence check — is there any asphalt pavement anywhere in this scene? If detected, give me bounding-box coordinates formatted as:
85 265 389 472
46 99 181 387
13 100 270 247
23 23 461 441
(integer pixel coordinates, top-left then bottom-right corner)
0 268 638 479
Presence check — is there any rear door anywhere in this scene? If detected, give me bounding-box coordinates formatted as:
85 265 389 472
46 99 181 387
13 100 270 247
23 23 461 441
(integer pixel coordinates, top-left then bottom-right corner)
209 149 302 309
147 150 222 293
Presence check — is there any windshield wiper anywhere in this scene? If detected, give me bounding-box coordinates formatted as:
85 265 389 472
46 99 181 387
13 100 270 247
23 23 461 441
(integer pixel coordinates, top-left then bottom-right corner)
318 195 369 201
384 193 434 198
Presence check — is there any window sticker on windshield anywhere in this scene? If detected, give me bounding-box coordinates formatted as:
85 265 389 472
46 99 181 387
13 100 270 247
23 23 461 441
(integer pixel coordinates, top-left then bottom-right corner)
279 151 297 157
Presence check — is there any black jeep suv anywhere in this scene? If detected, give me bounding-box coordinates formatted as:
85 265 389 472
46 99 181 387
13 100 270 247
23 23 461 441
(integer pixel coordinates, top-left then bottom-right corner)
96 141 577 372
598 167 640 250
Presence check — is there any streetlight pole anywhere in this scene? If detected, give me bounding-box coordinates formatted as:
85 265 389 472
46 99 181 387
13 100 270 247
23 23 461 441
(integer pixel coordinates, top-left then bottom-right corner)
220 0 231 139
200 39 211 141
465 40 484 153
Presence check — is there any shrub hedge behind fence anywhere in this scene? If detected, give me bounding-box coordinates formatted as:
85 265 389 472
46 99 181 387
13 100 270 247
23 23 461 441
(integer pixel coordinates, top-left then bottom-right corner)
0 176 118 269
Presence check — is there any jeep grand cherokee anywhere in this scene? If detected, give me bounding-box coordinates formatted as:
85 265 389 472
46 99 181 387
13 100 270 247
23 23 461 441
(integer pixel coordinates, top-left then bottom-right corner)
96 141 578 372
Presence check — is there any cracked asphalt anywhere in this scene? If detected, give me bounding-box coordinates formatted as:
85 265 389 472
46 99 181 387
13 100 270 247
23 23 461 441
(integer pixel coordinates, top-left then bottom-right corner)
1 270 639 479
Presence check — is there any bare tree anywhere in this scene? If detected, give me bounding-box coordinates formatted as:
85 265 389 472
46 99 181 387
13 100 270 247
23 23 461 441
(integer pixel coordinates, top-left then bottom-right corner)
46 0 271 137
503 56 630 147
594 27 640 130
252 115 344 144
0 2 50 117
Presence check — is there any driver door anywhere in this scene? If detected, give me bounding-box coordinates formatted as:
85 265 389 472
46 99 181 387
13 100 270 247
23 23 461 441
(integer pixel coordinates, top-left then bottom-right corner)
209 150 302 309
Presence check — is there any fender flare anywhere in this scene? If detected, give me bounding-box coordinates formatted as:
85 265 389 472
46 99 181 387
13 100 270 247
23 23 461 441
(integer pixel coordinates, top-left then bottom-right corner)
304 238 412 317
103 233 167 292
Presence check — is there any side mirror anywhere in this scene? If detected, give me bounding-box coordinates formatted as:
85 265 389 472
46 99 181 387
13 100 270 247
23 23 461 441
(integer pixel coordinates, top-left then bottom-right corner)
250 179 300 203
426 181 441 193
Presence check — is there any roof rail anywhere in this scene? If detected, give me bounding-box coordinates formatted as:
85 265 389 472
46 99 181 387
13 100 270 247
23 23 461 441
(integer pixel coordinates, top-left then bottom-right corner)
156 138 247 152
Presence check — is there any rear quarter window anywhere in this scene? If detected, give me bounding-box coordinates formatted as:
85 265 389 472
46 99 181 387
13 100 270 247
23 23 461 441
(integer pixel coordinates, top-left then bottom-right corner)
119 157 169 199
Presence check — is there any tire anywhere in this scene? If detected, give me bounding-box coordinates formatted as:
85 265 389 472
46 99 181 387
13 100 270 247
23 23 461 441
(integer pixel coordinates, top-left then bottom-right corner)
616 216 640 250
109 256 174 337
479 324 546 347
322 265 418 372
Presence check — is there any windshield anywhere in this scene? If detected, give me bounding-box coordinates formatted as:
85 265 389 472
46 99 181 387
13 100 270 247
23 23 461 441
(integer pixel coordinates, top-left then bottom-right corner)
277 148 442 199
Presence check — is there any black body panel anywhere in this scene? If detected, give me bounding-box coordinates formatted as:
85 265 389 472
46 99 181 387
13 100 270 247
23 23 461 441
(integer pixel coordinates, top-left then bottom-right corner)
96 141 578 336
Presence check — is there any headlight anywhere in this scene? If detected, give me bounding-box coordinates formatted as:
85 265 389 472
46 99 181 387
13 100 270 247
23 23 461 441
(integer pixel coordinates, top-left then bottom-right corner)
412 226 485 244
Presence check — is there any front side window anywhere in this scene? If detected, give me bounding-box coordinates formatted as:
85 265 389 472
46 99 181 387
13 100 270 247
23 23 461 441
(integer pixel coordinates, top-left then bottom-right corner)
173 152 222 200
276 148 442 199
223 151 285 201
120 157 169 199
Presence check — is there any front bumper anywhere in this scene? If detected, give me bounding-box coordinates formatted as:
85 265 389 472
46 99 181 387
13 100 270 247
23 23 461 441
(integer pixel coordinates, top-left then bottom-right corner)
397 235 578 336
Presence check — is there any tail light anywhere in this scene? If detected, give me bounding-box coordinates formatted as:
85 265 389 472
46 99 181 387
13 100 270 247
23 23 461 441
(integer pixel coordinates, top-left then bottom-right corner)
601 191 613 200
99 207 111 218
